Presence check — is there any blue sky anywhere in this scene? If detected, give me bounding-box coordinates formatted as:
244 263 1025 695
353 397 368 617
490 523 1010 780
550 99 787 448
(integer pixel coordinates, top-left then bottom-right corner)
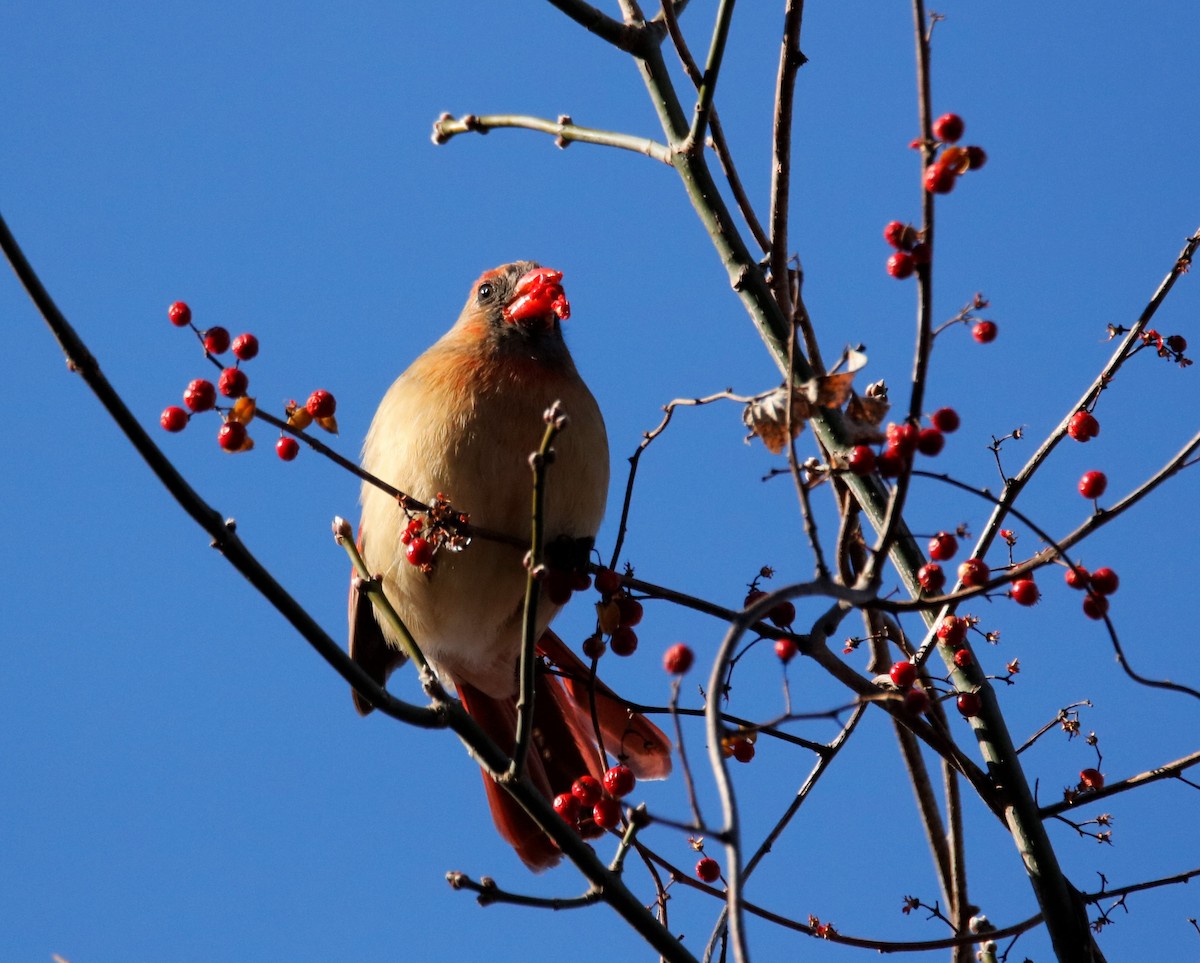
4 2 1199 960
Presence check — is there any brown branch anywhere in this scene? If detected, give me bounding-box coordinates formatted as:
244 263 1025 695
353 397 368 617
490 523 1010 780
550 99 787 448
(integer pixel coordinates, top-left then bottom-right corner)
768 0 806 322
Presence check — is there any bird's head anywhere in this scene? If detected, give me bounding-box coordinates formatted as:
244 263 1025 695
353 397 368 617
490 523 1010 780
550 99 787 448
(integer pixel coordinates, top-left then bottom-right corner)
456 261 573 351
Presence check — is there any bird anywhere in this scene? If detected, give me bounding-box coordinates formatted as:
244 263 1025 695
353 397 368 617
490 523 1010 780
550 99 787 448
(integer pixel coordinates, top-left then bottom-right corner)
348 261 671 869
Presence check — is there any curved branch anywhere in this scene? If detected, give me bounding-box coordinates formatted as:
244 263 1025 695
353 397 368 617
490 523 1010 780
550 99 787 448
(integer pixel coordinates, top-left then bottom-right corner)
0 209 441 730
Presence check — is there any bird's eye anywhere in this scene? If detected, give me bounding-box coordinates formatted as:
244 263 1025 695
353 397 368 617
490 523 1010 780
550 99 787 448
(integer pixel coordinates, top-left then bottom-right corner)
477 282 495 302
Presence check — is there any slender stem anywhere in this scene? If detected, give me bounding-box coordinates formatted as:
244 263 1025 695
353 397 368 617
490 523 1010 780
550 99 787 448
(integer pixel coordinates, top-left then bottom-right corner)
511 410 565 778
1040 749 1200 818
337 521 439 688
679 0 737 155
658 0 769 250
432 112 673 164
768 0 805 320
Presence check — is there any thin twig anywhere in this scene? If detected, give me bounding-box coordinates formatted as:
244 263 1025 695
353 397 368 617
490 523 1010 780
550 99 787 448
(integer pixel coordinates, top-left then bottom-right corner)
768 0 806 322
658 0 769 250
1040 749 1200 818
511 408 567 779
432 112 673 164
678 0 737 156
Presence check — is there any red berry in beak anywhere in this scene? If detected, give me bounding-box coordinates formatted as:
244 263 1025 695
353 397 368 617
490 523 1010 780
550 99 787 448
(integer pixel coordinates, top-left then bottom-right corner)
503 267 571 325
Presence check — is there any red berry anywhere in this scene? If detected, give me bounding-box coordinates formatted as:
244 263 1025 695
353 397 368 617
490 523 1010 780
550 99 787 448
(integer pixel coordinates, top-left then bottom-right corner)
615 596 644 628
923 161 957 194
543 569 574 606
917 428 945 456
218 366 248 398
847 445 877 475
581 635 606 660
1082 594 1109 620
1078 470 1108 499
928 532 958 561
1089 567 1119 595
930 407 960 433
276 436 299 461
917 563 945 593
774 637 798 662
887 251 915 279
217 421 247 451
965 145 988 170
594 568 622 596
1009 579 1040 606
932 113 965 143
875 447 907 478
1064 565 1090 590
1079 768 1104 790
231 333 259 361
168 301 192 327
937 615 968 647
602 764 635 798
202 326 231 354
405 537 433 567
768 600 796 628
1068 410 1100 442
696 857 721 883
553 792 581 823
591 796 621 830
887 422 920 455
889 660 917 690
958 558 990 588
183 378 216 413
956 691 982 717
903 687 930 714
571 775 602 806
1166 334 1188 354
972 320 998 343
610 626 638 656
953 648 973 669
306 389 336 418
663 643 694 675
731 739 755 763
160 406 188 432
883 220 913 250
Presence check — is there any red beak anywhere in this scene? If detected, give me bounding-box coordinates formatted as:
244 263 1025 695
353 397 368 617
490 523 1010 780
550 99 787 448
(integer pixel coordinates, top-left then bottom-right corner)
502 267 571 325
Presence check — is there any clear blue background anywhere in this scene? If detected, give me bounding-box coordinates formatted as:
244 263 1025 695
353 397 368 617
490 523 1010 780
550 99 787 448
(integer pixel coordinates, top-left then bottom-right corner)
4 2 1199 960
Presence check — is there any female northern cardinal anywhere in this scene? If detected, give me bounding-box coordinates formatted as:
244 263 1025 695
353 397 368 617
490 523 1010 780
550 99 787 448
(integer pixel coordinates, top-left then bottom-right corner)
349 261 671 868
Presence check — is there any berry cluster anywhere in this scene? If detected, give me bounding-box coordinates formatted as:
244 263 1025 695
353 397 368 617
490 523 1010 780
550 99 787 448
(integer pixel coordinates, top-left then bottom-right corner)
552 765 636 837
922 113 987 194
847 406 959 482
882 220 929 280
592 569 644 658
882 114 987 279
1141 329 1191 367
399 493 472 574
887 659 929 714
1064 563 1119 620
743 572 799 662
160 300 338 460
160 301 262 451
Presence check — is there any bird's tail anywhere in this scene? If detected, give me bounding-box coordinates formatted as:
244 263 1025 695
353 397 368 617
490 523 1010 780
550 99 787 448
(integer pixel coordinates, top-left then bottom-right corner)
456 630 672 870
